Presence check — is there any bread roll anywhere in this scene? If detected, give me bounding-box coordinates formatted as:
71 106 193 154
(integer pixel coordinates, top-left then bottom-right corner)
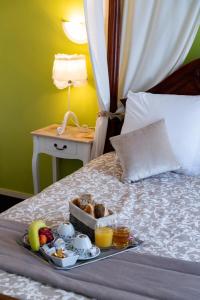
94 204 109 218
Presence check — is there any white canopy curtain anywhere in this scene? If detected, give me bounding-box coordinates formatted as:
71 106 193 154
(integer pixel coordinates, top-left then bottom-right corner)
84 0 110 159
84 0 200 158
118 0 200 99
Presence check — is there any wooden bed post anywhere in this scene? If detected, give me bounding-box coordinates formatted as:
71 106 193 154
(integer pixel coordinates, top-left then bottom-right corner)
104 0 122 153
107 0 121 113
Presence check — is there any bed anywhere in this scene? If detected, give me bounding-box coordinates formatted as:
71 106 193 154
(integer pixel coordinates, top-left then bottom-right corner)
1 149 200 299
1 10 200 300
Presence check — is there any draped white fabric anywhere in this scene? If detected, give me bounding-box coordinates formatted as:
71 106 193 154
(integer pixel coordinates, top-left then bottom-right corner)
118 0 200 99
84 0 110 158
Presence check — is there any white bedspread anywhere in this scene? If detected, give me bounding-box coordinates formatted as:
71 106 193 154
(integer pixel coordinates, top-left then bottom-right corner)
1 152 200 299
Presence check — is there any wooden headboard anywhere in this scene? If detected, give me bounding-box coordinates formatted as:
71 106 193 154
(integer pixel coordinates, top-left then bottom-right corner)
120 59 200 107
148 59 200 95
105 58 200 151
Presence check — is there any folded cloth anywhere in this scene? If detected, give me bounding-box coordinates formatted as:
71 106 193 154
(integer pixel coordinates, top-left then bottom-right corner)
0 219 200 300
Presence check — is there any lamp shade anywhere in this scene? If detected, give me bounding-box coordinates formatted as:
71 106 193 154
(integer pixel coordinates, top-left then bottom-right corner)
52 54 87 89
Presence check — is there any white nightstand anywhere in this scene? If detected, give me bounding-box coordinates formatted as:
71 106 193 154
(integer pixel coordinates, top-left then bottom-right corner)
31 124 94 194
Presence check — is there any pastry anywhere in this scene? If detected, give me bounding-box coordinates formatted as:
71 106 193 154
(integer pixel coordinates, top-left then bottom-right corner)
79 194 94 207
73 198 81 208
94 204 109 218
72 195 110 219
83 203 95 217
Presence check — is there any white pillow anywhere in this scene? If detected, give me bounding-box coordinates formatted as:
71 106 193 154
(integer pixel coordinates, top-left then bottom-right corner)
110 120 180 182
121 91 200 175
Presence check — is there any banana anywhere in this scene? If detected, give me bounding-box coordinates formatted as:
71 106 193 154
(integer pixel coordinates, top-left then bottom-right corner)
28 220 47 251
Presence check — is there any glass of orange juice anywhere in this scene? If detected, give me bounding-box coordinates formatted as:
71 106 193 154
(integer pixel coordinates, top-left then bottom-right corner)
95 226 113 249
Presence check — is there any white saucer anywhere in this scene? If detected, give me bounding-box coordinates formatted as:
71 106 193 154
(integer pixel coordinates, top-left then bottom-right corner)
76 246 101 260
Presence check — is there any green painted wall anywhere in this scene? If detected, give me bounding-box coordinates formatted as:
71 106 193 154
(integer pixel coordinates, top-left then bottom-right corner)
185 26 200 64
0 0 98 194
0 1 199 195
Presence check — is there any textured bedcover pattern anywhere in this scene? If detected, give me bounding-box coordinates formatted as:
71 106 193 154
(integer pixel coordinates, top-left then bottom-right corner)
0 152 200 299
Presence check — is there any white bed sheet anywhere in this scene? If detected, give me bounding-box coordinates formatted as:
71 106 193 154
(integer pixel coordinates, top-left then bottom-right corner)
1 152 200 299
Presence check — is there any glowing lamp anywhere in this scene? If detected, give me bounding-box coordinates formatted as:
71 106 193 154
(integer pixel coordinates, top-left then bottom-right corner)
62 21 87 44
52 54 87 135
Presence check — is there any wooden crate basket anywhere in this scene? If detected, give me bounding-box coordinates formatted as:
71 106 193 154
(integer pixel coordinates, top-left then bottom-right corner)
69 200 116 242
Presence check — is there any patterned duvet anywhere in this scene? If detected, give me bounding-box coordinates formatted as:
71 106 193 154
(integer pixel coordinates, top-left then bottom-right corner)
0 152 200 299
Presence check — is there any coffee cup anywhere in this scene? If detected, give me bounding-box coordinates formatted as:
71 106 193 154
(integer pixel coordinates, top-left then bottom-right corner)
57 222 75 241
72 234 92 253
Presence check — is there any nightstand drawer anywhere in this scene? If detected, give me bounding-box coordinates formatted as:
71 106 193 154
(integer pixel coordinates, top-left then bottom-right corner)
38 137 77 157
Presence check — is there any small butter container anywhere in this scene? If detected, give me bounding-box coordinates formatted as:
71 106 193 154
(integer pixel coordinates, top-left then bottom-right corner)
41 245 56 256
51 250 79 268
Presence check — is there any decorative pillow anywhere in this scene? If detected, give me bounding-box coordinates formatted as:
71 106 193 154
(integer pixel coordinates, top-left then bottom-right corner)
121 91 200 175
110 120 180 182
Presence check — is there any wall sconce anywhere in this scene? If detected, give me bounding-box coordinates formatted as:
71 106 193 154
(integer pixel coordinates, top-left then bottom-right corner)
62 20 87 44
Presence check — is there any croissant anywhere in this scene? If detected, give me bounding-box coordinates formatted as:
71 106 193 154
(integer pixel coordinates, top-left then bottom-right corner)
73 198 81 208
83 204 95 217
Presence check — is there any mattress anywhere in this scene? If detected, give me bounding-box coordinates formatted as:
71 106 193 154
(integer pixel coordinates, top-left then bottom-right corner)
0 152 200 299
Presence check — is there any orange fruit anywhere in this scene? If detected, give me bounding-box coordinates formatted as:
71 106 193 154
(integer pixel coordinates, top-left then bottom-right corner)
39 234 47 245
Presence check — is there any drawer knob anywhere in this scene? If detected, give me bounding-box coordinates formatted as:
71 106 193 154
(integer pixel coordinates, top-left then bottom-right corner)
54 143 67 151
